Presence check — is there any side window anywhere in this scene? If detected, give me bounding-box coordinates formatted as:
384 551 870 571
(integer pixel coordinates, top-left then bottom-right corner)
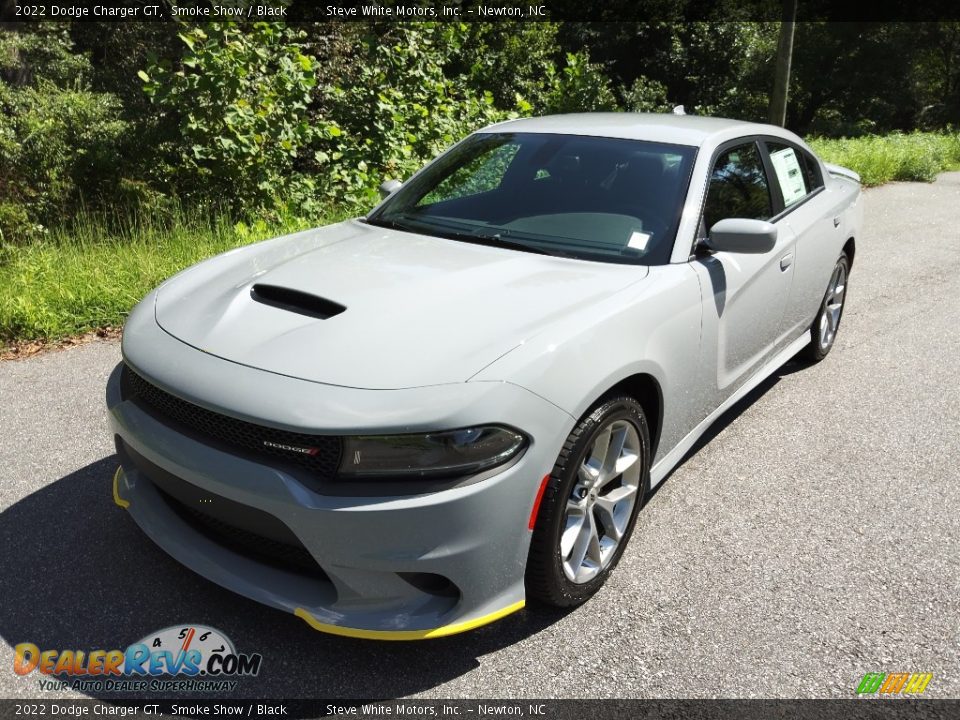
420 143 520 206
766 141 822 208
800 149 824 191
702 142 772 233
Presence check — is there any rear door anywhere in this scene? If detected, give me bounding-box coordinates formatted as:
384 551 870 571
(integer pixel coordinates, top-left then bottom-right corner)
760 139 841 343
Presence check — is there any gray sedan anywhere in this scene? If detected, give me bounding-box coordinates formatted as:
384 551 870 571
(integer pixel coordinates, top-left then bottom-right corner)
107 113 863 639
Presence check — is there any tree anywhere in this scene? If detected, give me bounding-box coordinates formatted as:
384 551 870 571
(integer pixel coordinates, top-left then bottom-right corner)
788 23 933 134
317 23 508 203
559 22 777 120
140 22 330 214
0 27 129 239
769 0 797 126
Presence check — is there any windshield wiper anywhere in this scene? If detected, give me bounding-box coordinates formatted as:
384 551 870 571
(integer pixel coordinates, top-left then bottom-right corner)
364 216 418 233
437 228 563 257
372 214 568 258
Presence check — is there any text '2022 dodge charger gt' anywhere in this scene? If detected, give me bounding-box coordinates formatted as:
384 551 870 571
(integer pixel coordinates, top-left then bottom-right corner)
107 113 862 639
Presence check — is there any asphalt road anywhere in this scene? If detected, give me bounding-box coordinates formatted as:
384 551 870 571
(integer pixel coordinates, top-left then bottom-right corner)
1 174 959 701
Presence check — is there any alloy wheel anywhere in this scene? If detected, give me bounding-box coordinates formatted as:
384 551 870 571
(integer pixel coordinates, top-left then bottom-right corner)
560 419 642 584
819 262 847 351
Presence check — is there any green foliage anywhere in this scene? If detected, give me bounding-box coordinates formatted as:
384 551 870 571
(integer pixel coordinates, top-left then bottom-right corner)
669 22 778 119
5 19 960 344
0 25 90 87
69 23 182 118
0 204 351 346
543 52 618 114
317 24 510 203
0 30 129 241
788 23 960 134
558 22 778 121
452 22 563 111
141 22 331 215
912 23 960 129
621 76 671 113
809 132 960 186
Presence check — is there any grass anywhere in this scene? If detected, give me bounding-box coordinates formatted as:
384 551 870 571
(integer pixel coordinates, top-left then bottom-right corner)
2 130 959 349
809 131 960 186
0 205 355 349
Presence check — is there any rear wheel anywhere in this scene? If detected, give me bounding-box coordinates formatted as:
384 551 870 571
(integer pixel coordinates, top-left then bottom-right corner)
801 253 849 362
526 397 650 607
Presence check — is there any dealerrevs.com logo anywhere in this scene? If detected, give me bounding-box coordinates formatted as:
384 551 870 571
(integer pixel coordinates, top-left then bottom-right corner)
14 625 262 693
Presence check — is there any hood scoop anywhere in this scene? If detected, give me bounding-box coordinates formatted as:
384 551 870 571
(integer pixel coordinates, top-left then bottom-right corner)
250 284 346 320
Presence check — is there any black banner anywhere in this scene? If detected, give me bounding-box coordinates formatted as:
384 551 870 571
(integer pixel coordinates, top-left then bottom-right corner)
4 0 960 23
1 699 960 720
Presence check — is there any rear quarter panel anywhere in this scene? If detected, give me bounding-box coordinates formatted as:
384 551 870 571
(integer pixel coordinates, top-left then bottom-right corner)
781 171 862 337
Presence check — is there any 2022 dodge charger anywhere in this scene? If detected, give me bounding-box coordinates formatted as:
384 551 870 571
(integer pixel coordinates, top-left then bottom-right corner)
107 113 863 639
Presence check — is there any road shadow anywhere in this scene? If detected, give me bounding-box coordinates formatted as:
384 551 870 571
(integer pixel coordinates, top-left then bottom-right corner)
0 456 573 700
0 355 815 701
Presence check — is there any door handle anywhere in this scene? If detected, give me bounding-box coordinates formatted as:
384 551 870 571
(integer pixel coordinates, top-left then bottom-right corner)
833 217 841 228
780 253 794 271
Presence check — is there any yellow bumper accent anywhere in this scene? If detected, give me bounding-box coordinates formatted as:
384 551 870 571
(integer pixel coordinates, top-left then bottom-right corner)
112 467 130 509
294 599 525 641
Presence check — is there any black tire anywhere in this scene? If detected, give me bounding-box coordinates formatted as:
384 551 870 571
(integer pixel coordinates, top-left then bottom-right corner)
800 253 850 363
526 396 651 607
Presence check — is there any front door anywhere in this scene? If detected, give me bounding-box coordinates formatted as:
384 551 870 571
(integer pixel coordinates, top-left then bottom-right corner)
691 139 797 406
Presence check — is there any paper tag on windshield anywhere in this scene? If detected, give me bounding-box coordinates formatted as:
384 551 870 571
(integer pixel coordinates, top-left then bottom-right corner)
627 231 651 252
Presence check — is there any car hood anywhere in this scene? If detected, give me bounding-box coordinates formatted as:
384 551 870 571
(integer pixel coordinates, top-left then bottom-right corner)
155 219 648 389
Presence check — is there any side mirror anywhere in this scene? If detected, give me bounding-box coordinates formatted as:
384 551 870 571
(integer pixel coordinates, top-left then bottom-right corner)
378 179 403 199
706 218 777 254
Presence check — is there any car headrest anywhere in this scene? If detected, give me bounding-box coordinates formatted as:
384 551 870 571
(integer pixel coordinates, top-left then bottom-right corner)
615 154 665 187
542 154 581 182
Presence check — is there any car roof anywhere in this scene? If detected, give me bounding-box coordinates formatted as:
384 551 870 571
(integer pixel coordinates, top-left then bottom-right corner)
478 113 783 147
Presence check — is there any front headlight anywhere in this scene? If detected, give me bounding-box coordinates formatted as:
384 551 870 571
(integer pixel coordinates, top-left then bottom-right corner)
339 426 526 479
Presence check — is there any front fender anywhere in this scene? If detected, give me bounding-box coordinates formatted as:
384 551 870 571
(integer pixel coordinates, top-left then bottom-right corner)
471 264 703 466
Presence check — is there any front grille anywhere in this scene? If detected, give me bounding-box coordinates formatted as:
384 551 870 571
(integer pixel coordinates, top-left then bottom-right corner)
156 485 328 579
117 438 329 580
121 364 341 476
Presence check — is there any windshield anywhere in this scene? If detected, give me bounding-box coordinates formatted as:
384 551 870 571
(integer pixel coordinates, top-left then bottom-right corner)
367 132 697 265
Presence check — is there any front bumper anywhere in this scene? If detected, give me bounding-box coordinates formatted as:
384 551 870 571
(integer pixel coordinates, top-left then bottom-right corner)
107 319 573 639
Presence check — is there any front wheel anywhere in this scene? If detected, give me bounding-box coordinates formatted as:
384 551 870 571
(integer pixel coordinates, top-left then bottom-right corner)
801 253 850 362
525 396 650 607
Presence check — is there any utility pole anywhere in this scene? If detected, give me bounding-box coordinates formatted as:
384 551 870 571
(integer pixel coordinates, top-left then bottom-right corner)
769 0 798 127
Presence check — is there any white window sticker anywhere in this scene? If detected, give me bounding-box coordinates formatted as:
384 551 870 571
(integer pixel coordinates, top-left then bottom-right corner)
770 147 808 206
627 231 651 252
